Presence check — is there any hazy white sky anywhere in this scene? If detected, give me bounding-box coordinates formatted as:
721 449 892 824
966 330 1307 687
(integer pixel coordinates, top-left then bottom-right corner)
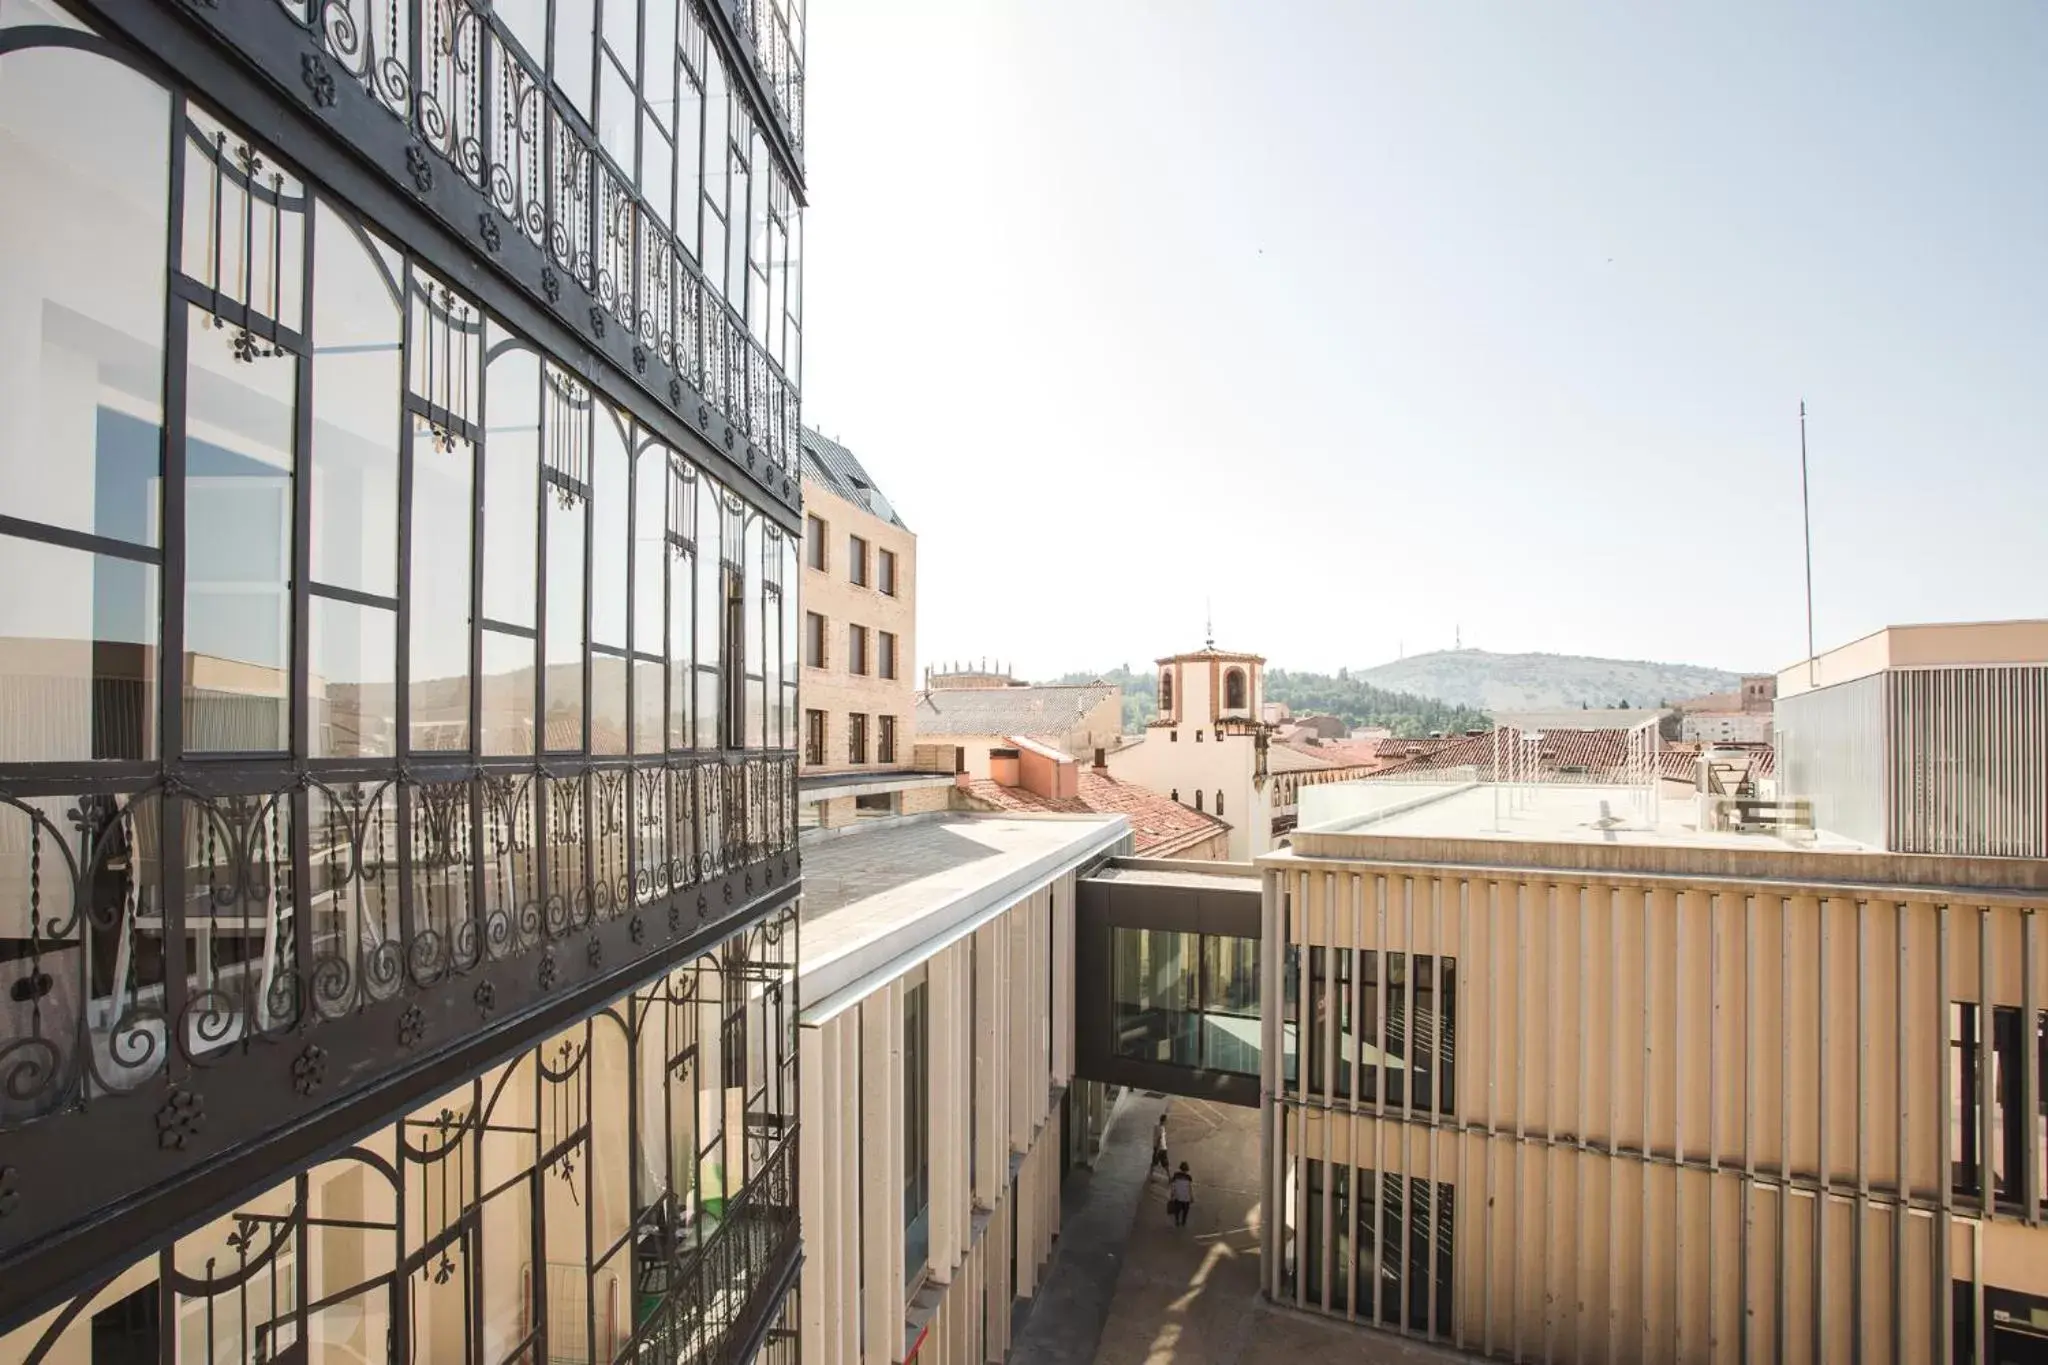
800 1 2048 680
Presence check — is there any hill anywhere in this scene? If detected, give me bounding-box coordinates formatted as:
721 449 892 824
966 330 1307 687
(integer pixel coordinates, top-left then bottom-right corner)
1047 666 1490 739
1356 649 1740 712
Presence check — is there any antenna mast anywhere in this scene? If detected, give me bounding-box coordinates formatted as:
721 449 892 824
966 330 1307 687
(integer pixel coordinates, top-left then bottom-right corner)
1800 400 1816 685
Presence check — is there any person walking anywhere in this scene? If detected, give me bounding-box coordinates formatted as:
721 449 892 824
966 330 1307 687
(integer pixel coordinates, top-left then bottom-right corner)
1150 1113 1170 1177
1167 1163 1194 1227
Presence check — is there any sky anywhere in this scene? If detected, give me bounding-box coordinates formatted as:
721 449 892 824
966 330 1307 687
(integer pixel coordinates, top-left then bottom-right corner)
799 1 2048 681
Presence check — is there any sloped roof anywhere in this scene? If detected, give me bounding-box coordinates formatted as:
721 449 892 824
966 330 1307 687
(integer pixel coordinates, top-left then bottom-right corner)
963 773 1230 857
801 427 909 530
1274 736 1394 772
915 683 1118 739
1373 727 1635 780
1265 744 1342 774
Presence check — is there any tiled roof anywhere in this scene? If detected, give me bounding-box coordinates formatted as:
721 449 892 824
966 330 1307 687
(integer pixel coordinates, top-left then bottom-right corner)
1373 728 1635 780
801 427 909 530
963 773 1229 857
1265 744 1341 774
1274 737 1394 772
914 683 1118 739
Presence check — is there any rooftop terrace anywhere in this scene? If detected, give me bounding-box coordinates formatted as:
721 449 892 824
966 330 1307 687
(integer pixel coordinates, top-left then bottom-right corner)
1297 779 1871 852
798 814 1125 1019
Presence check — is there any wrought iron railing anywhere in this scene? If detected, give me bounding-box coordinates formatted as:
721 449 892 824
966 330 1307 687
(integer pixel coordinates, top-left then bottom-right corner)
267 0 800 474
733 0 804 156
623 1130 799 1365
0 752 797 1132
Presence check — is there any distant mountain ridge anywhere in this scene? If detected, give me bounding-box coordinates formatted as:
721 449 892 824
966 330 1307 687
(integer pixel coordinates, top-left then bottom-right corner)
1047 665 1490 738
1356 649 1741 712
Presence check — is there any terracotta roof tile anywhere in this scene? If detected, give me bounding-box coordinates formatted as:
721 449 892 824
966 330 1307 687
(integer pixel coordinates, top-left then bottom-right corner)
963 773 1229 857
914 683 1118 739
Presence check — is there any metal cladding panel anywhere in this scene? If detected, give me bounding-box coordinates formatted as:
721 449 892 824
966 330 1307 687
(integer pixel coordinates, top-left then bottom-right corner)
1776 672 1888 847
1888 665 2048 858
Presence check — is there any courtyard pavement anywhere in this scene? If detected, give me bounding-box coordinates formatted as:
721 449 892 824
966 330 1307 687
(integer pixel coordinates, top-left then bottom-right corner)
1014 1093 1466 1365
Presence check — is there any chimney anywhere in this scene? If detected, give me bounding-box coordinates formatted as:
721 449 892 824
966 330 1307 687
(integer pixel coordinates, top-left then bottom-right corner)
1092 746 1108 775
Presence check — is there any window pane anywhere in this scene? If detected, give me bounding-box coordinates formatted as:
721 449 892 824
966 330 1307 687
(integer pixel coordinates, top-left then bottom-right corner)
483 330 541 628
0 537 157 761
590 406 629 649
668 548 693 750
481 629 534 755
644 0 677 120
592 652 627 755
598 54 634 174
310 204 401 596
633 446 666 652
1111 929 1199 1068
409 441 473 752
642 117 673 228
0 47 167 549
600 0 637 73
184 309 293 753
553 2 593 117
633 657 663 754
309 595 396 758
544 495 585 750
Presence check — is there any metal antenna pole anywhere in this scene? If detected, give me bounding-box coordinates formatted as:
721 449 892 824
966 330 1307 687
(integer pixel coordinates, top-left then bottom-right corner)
1800 400 1816 685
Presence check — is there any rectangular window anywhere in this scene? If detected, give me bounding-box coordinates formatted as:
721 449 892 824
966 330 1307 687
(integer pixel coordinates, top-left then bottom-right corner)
1299 1160 1454 1333
805 514 826 571
848 625 869 677
878 715 897 766
1951 1003 2045 1203
904 975 931 1284
879 631 898 681
848 534 868 587
804 708 826 766
1111 929 1266 1075
804 611 826 668
184 309 295 753
847 712 868 765
878 547 898 597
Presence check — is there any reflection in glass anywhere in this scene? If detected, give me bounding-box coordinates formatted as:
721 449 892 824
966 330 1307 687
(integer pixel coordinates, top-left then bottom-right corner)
591 405 629 650
633 445 667 653
634 658 664 754
0 538 157 762
184 309 293 752
481 631 535 756
310 595 396 758
409 437 473 752
591 653 628 756
1111 928 1199 1068
544 495 585 750
1111 929 1263 1076
310 204 401 596
0 46 168 549
483 329 540 629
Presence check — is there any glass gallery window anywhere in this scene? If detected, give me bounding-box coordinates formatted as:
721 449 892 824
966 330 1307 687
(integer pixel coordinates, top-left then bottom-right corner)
0 22 801 1130
1110 929 1262 1075
0 47 796 772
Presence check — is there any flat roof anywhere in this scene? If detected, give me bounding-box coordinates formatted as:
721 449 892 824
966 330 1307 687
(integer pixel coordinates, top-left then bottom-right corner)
1082 861 1259 893
799 814 1126 1020
1777 619 2048 698
1296 781 1872 853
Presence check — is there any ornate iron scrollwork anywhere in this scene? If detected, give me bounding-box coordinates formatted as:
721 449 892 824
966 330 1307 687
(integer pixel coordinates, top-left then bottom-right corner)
156 1086 205 1151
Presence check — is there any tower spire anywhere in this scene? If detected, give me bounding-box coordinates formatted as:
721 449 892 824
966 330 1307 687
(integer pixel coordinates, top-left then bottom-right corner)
1205 598 1214 651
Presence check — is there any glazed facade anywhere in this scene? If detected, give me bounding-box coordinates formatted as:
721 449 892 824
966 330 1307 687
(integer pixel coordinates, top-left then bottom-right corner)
0 0 807 1359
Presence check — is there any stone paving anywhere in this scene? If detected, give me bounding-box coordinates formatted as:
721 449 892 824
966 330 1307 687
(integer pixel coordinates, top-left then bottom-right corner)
1016 1093 1467 1365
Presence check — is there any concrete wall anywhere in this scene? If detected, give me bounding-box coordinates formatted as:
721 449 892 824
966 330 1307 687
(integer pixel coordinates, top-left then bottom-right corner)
1259 846 2048 1363
799 877 1074 1365
802 476 916 773
1105 729 1268 861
